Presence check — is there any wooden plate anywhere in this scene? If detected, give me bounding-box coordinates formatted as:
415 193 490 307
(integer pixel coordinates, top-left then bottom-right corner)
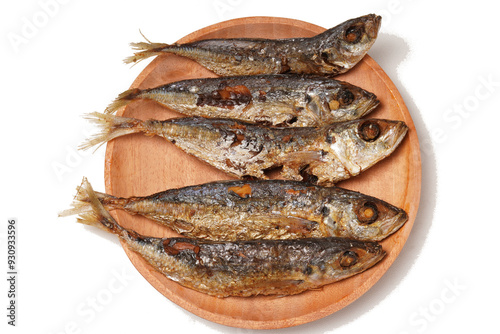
104 16 421 329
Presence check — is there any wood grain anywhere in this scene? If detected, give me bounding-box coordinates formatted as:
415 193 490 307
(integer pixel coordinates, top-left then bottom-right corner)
103 16 421 329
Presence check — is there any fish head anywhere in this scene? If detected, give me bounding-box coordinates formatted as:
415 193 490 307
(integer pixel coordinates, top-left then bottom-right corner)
321 238 386 279
319 14 381 73
322 193 408 241
320 119 408 182
320 81 380 122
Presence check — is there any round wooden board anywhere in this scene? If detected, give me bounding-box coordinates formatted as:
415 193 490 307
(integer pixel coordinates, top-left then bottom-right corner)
104 17 421 329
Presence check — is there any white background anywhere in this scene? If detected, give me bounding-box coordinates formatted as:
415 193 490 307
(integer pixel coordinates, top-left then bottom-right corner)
1 0 499 333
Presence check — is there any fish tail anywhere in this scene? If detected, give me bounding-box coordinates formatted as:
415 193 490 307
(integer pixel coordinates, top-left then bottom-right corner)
123 41 170 65
58 177 126 218
104 88 143 114
123 31 173 65
79 112 147 151
59 177 125 236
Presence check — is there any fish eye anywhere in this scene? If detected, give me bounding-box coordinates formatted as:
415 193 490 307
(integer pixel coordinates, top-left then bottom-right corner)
358 121 381 142
338 89 354 105
340 250 358 268
357 201 379 224
345 25 363 43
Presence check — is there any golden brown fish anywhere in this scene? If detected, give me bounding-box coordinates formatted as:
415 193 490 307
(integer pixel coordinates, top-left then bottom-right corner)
82 114 408 186
60 178 407 241
62 179 386 297
125 14 381 76
104 74 379 126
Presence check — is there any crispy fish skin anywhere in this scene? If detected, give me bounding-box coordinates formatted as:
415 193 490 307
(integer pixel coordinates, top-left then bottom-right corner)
82 114 408 186
104 74 379 127
61 178 408 242
124 14 381 76
63 179 386 297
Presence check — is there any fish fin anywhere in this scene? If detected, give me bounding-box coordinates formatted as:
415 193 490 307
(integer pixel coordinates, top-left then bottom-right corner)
280 151 324 180
282 150 324 164
252 215 318 236
304 92 325 124
104 88 143 114
124 31 170 65
79 112 145 151
58 177 123 217
60 177 124 236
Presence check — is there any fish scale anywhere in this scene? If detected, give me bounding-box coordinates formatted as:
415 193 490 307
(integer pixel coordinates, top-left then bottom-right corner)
104 74 380 127
61 178 408 242
124 14 382 77
61 178 386 297
82 114 408 186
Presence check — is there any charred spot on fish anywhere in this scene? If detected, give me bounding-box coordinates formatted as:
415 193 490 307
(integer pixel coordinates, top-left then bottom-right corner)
357 201 379 224
280 57 291 73
229 122 247 130
196 85 252 109
358 121 381 142
281 134 293 143
126 229 144 241
345 25 364 44
340 251 358 268
218 81 228 89
338 89 355 105
230 133 245 147
258 90 267 102
162 239 179 255
320 205 330 216
225 158 238 170
228 184 252 198
233 135 263 156
163 239 201 260
174 241 201 254
304 265 313 275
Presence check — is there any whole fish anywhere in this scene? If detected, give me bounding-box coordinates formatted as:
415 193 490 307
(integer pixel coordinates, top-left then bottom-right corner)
104 74 379 127
60 178 407 242
125 14 381 76
63 179 386 297
82 114 408 186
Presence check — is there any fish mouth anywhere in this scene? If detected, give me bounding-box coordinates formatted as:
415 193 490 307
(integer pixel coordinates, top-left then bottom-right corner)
365 14 382 39
378 209 408 240
358 94 380 118
384 120 409 150
393 121 409 147
361 241 386 268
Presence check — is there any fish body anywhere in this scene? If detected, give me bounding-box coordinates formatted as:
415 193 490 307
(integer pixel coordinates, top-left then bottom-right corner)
105 74 379 127
63 179 385 297
61 178 407 242
83 114 408 186
125 14 381 76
